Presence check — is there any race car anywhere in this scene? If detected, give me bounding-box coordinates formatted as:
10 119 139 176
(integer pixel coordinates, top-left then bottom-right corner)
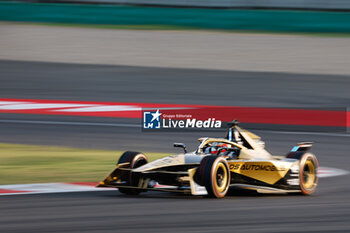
98 121 319 198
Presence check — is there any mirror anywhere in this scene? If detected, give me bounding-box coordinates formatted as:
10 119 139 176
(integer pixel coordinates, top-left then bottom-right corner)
173 143 187 153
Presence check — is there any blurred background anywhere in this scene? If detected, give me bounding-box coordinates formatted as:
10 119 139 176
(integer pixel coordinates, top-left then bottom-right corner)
0 1 350 232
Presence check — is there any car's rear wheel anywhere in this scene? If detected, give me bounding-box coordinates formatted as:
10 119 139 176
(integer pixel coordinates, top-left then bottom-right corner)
299 153 318 195
287 152 318 195
117 151 148 195
199 156 230 198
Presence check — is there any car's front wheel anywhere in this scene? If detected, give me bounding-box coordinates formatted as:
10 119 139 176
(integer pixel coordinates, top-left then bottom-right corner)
117 151 148 195
198 156 230 198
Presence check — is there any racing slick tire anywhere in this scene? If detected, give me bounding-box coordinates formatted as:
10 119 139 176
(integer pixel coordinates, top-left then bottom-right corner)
199 156 230 198
117 151 148 195
287 152 319 195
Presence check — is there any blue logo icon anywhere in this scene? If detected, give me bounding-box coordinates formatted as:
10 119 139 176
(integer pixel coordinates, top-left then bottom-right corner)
143 109 162 129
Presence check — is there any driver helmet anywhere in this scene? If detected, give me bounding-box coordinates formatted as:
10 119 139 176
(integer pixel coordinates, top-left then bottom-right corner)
204 142 231 155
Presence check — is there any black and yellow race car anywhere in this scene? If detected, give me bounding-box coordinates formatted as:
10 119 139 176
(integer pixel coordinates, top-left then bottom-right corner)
98 121 319 198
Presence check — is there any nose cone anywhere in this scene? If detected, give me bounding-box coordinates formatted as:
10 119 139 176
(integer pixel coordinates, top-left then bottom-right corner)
133 153 186 172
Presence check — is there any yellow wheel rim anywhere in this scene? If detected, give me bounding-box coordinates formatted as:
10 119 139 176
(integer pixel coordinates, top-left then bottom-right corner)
214 163 228 193
303 159 316 189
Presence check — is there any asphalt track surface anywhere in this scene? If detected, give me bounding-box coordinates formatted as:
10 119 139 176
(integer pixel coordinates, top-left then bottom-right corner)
1 60 350 107
0 60 350 233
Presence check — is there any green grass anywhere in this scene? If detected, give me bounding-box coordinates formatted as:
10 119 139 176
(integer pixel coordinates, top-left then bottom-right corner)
0 143 171 185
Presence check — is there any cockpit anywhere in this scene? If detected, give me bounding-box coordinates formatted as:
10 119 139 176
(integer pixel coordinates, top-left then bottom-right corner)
197 138 242 159
175 121 271 160
194 121 270 160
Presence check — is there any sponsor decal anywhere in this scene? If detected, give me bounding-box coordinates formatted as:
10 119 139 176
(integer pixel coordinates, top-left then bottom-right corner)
230 164 286 172
229 161 292 184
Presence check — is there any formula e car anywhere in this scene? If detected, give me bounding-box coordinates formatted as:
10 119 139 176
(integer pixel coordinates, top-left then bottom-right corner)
98 121 319 198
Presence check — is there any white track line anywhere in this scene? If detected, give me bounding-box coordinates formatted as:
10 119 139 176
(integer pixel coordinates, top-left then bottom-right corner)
53 105 140 112
318 167 349 178
0 183 112 196
0 103 95 110
0 119 140 127
253 129 350 137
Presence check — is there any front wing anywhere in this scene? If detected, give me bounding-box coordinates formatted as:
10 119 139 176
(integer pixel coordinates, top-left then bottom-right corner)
97 163 208 195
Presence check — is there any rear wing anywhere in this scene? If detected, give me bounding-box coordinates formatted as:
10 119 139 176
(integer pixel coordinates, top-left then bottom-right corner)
290 142 313 152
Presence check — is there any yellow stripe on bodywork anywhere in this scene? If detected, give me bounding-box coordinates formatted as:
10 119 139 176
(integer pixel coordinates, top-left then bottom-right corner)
229 161 293 184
